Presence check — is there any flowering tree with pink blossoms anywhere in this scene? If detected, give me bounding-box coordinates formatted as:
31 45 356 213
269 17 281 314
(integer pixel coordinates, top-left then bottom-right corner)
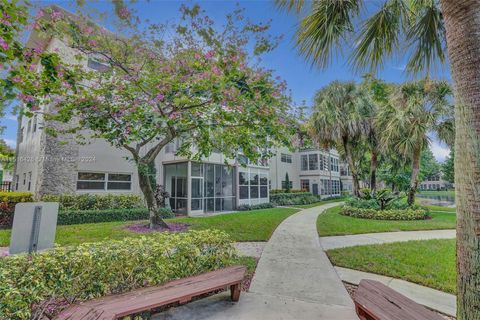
10 5 293 227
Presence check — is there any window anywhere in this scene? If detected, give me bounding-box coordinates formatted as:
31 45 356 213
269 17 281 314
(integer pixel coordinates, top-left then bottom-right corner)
22 173 26 185
319 154 324 170
19 127 24 143
238 155 249 166
308 154 318 170
301 155 308 171
27 119 32 134
77 172 105 190
260 174 268 198
281 153 292 163
250 173 259 198
14 175 19 190
27 172 32 191
300 179 310 192
330 157 339 172
76 172 132 190
239 172 249 199
107 173 132 190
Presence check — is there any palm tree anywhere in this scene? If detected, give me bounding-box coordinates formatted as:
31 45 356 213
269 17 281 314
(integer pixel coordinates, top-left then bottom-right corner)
277 1 480 317
377 80 454 205
308 81 368 196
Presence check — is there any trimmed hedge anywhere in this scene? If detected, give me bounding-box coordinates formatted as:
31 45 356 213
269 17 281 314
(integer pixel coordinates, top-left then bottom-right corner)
41 193 144 210
270 192 320 206
0 230 237 319
270 189 307 194
341 206 429 220
0 192 33 228
237 203 274 211
57 208 150 225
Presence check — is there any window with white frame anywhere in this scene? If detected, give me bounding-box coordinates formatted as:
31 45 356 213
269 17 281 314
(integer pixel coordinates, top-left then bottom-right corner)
22 173 26 185
239 170 268 200
300 179 310 192
281 153 292 163
76 172 132 191
14 175 19 190
301 155 308 171
308 154 318 170
281 180 293 189
239 171 249 199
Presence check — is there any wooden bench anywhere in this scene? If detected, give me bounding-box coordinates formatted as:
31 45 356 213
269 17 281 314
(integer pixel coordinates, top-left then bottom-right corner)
55 265 246 320
354 280 444 320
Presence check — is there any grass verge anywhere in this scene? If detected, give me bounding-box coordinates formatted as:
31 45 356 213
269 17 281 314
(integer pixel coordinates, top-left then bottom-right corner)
327 239 456 294
317 206 455 236
0 207 298 246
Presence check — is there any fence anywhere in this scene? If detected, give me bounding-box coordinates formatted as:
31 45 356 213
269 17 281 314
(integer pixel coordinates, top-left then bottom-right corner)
0 182 12 192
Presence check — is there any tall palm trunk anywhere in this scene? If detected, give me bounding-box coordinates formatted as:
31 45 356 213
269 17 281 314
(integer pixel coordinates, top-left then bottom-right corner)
138 165 168 229
370 150 378 191
441 1 480 318
343 138 360 197
407 146 421 206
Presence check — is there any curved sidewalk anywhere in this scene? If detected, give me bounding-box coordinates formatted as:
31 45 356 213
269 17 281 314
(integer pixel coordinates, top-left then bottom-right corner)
155 202 357 320
320 229 456 250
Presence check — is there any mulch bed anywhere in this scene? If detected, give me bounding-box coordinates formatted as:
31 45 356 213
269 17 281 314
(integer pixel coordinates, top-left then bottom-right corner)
124 222 189 233
342 281 455 320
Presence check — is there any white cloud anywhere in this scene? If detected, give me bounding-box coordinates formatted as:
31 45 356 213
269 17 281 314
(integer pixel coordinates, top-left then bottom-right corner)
3 139 16 148
430 141 450 162
5 115 17 122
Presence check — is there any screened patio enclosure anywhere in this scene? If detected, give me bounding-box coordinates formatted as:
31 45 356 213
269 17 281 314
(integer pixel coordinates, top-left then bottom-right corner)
163 162 236 214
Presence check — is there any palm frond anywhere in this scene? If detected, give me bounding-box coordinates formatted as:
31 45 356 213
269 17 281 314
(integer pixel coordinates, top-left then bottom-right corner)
296 0 361 68
274 0 307 13
405 2 446 74
350 0 406 71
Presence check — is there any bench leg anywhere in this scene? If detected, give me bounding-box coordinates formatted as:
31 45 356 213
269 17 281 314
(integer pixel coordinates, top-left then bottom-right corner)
230 283 241 302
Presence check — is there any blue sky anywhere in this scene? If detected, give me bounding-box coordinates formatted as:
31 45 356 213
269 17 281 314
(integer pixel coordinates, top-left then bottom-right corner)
2 0 451 161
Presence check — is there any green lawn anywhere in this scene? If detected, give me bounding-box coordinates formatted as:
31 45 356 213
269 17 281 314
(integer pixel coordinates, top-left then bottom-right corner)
317 206 456 236
0 207 299 246
327 239 456 294
418 190 455 197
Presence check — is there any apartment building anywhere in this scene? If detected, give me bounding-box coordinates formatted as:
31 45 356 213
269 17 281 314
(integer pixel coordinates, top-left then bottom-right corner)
14 8 351 216
269 147 349 197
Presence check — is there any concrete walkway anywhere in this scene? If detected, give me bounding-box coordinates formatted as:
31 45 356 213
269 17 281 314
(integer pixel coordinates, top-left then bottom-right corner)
320 229 456 250
154 203 358 320
335 267 456 317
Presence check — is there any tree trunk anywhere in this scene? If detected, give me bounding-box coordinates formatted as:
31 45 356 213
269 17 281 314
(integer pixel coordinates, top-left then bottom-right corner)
137 165 169 229
407 147 421 206
370 150 378 191
343 139 360 197
441 1 480 318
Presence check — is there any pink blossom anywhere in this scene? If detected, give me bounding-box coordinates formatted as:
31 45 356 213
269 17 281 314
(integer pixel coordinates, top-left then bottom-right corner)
118 7 131 19
29 64 37 72
195 53 202 60
37 9 45 18
88 39 98 47
155 94 165 102
51 10 62 20
17 93 34 103
169 112 179 120
205 50 215 59
31 105 40 112
84 26 94 34
212 65 221 76
0 38 8 51
11 76 21 83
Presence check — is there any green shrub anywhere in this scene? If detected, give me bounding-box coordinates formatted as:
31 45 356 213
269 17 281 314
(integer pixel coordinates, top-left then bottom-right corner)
341 206 429 220
270 192 319 206
0 192 33 228
158 207 175 219
41 193 144 210
57 208 150 225
270 189 307 194
237 203 274 211
345 197 380 210
0 230 237 319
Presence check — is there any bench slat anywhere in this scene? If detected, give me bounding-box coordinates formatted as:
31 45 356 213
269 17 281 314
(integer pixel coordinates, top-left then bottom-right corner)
56 266 245 320
354 280 443 320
